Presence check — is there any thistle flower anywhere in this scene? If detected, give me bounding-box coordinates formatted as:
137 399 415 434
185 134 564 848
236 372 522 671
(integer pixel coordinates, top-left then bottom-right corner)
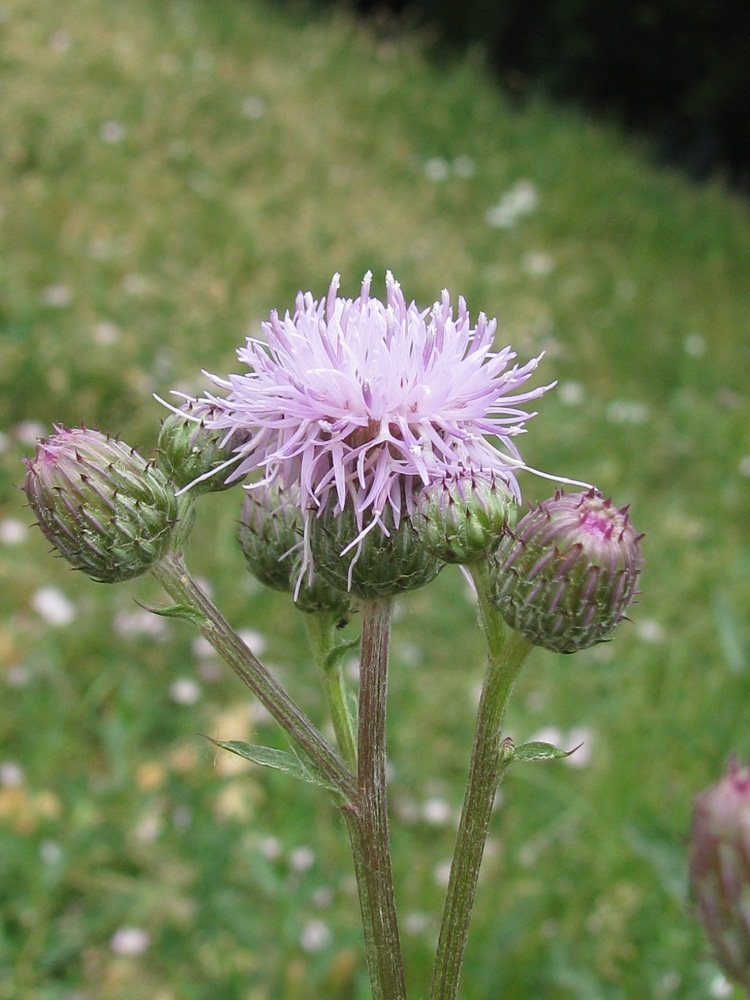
489 489 642 653
23 425 178 583
689 757 750 989
192 271 553 584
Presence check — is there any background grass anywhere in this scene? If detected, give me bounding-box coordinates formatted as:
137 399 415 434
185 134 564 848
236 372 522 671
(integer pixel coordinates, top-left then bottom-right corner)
2 0 750 997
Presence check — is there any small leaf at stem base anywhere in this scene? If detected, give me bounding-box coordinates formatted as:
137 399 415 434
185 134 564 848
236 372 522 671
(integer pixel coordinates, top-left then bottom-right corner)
135 599 209 628
205 737 342 793
511 740 583 763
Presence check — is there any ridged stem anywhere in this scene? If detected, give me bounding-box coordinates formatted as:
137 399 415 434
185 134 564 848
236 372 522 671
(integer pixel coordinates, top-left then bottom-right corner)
347 597 407 1000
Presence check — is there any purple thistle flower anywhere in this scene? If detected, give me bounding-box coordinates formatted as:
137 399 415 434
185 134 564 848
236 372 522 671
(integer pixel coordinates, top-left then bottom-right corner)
193 272 554 579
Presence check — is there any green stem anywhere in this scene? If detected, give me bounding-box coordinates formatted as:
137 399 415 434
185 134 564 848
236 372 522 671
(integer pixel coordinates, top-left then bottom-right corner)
304 612 358 772
152 551 356 802
430 563 533 1000
348 597 407 1000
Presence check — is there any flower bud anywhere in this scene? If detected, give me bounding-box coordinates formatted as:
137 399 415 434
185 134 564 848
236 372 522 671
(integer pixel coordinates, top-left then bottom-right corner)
309 491 444 600
239 485 352 617
489 489 642 653
23 425 179 583
689 757 750 989
239 485 302 593
157 399 249 494
415 471 517 564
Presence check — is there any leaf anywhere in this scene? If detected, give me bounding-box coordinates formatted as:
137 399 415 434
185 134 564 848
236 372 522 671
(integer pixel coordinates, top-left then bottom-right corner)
205 738 341 793
511 740 580 763
323 637 359 673
135 599 209 628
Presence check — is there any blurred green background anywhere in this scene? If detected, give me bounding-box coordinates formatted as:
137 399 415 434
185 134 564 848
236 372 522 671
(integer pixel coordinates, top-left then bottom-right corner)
2 0 750 998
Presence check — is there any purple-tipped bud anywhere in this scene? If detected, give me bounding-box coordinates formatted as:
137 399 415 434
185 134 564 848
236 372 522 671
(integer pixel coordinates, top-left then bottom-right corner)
489 488 643 653
240 486 352 617
689 757 750 989
310 490 444 600
23 426 179 583
157 399 249 494
415 471 517 564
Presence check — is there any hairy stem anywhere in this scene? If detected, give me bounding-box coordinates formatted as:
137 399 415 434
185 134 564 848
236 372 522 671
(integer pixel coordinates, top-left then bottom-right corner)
348 597 407 1000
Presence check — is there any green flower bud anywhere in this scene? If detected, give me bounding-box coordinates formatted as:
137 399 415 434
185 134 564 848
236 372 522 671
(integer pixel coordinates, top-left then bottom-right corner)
415 471 517 564
239 485 352 617
309 490 444 600
489 489 643 653
23 425 179 583
689 757 750 990
157 399 249 494
239 485 302 593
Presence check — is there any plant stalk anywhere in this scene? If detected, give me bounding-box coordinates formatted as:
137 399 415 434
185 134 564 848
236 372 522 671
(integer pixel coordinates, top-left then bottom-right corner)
304 612 358 772
152 551 356 801
347 597 407 1000
430 563 533 1000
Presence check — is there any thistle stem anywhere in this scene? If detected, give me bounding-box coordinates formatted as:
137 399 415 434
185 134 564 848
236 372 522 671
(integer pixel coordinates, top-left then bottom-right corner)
430 563 533 1000
347 597 407 1000
304 612 358 772
152 551 356 801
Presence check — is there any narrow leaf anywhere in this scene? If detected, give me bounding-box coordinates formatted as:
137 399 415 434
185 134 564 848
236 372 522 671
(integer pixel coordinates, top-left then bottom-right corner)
206 738 340 792
512 740 580 763
136 599 209 627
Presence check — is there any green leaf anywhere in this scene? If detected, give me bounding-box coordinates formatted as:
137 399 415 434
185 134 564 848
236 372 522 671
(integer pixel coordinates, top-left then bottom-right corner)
136 599 209 628
323 637 359 673
205 738 341 792
511 740 579 763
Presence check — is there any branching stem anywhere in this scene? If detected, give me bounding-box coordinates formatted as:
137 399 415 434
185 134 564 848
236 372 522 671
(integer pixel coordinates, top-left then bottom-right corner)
152 551 356 801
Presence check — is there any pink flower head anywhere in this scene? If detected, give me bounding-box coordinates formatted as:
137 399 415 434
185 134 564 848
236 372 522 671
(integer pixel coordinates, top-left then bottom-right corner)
196 272 554 577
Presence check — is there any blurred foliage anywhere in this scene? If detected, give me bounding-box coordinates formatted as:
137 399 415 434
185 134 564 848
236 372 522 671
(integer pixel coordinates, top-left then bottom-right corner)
343 0 750 187
1 0 750 998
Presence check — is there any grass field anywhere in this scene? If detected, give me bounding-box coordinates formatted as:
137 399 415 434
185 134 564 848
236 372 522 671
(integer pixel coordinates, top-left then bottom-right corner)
2 0 750 997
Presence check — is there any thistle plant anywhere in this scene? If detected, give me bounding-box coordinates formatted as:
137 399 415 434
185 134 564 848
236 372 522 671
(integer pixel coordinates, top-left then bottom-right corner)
23 272 643 1000
690 758 750 992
